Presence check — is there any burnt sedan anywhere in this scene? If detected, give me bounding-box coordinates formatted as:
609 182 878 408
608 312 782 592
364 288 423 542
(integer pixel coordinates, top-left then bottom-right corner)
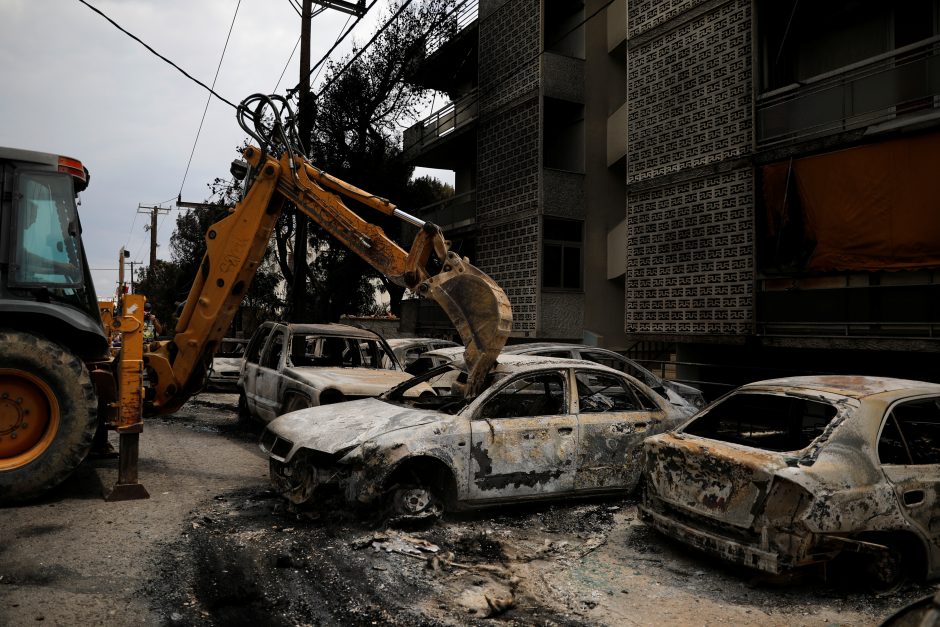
261 355 690 518
640 376 940 591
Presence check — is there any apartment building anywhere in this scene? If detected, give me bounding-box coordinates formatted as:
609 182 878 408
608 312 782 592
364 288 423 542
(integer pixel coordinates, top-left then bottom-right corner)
625 0 940 389
405 0 940 389
403 0 630 348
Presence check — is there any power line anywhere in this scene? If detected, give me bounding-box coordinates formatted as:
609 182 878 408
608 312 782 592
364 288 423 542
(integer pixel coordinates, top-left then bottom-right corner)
315 0 417 97
288 0 381 97
177 0 243 200
274 35 302 93
311 13 354 87
76 0 239 109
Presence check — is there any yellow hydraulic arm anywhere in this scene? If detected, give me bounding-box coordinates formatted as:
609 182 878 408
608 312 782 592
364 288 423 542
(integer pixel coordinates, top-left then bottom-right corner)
142 95 512 417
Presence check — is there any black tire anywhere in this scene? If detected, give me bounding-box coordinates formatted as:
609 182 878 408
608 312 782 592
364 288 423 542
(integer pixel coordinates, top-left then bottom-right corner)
237 390 253 424
0 329 97 502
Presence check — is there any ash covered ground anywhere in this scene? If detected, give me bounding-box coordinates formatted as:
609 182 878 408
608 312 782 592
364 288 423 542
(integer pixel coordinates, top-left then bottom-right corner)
2 394 933 626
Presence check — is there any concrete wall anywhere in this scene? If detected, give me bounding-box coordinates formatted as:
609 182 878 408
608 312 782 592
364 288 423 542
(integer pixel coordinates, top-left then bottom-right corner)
476 0 542 335
624 0 754 337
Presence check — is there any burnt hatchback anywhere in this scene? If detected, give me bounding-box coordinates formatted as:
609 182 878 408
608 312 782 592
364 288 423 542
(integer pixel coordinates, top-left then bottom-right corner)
641 376 940 590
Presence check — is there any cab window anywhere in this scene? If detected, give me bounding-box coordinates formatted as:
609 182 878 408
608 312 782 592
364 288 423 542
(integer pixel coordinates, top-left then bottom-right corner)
12 172 83 286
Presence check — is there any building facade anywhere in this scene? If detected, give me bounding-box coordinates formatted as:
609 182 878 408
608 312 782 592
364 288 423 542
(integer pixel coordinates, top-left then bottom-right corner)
406 0 940 391
404 0 631 349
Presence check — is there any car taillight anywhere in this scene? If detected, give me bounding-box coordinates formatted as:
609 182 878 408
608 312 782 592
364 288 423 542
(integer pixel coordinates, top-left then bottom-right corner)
763 477 812 525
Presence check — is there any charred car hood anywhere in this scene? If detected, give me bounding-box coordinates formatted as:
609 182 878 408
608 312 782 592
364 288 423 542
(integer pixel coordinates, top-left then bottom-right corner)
266 398 440 457
285 366 412 396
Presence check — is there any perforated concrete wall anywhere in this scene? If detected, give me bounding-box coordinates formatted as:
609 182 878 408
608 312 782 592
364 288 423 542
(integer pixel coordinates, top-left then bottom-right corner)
476 0 542 333
625 0 754 336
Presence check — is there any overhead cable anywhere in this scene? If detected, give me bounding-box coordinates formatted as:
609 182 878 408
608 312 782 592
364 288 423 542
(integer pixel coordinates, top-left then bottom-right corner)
177 0 244 200
287 0 381 97
76 0 239 109
312 0 417 98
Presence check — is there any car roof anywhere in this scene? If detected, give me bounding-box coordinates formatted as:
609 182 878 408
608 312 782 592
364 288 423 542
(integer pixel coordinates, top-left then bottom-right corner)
270 322 382 340
741 375 940 399
439 353 626 377
386 337 458 348
503 343 621 356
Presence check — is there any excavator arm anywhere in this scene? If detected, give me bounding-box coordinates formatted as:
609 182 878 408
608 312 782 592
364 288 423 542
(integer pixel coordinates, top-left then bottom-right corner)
143 129 511 416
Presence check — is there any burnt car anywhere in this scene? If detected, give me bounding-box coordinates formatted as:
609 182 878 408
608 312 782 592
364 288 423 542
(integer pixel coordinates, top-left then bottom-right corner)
207 338 248 391
239 322 423 423
641 376 940 590
384 337 460 370
503 342 706 411
261 354 690 518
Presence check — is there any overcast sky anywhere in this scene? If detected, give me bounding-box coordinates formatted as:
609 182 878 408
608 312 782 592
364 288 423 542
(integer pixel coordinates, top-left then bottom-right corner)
0 0 450 299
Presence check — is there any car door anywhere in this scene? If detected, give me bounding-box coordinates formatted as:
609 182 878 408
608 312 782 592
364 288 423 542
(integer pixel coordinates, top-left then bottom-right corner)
252 327 289 422
573 369 666 491
468 369 577 501
241 324 274 416
877 395 940 564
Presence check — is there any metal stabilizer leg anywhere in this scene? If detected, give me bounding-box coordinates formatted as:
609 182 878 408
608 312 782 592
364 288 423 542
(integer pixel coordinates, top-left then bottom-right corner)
105 432 150 501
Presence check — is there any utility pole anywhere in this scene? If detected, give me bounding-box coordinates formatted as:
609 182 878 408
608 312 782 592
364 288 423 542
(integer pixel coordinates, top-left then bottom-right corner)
137 204 171 269
290 0 314 322
289 0 366 323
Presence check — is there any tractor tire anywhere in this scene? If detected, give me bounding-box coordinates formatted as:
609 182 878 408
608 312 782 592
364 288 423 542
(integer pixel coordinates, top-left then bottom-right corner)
0 329 97 502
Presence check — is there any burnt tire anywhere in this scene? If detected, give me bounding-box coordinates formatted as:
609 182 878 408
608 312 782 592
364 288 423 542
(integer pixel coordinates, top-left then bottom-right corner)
862 538 909 594
237 390 253 424
282 394 311 415
389 484 444 521
0 329 97 502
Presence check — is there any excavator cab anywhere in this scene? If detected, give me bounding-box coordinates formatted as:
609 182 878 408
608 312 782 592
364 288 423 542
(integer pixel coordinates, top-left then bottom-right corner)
0 147 110 502
0 147 105 359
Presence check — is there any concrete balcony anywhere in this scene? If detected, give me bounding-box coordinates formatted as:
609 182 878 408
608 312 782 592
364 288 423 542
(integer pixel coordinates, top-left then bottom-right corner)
407 0 478 93
542 52 584 103
607 100 628 166
403 90 479 167
426 0 478 57
411 189 477 233
757 36 940 148
606 0 626 54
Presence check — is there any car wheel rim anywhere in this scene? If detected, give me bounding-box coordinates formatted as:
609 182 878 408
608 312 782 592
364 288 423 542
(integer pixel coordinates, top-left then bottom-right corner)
0 369 59 470
397 487 432 515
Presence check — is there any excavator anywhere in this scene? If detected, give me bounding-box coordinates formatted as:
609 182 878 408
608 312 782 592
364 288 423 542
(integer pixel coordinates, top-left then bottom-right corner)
0 94 512 503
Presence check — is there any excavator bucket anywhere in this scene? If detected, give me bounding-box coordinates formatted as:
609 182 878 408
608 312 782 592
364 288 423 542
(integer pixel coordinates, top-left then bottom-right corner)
420 251 513 397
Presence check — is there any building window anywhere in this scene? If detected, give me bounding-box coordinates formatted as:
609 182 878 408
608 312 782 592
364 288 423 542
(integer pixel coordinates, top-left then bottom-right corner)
542 218 582 290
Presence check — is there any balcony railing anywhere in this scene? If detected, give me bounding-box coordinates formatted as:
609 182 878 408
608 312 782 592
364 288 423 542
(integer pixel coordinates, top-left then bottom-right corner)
426 0 478 58
410 190 476 231
403 89 479 155
757 36 940 147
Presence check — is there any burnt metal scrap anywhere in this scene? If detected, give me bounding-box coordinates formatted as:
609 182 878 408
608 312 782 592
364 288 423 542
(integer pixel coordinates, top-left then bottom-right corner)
261 355 689 518
640 375 940 590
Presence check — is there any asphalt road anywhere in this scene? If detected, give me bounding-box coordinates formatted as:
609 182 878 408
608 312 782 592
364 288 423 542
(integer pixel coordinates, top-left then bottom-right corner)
0 393 934 626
